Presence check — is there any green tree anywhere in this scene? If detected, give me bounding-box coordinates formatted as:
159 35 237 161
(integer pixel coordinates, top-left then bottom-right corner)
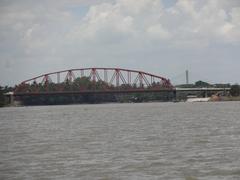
230 84 240 97
214 83 231 88
0 86 4 107
176 84 195 88
195 80 211 87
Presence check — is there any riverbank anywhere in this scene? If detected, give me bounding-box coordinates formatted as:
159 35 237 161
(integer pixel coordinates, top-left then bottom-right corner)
218 96 240 101
207 95 240 102
2 95 240 107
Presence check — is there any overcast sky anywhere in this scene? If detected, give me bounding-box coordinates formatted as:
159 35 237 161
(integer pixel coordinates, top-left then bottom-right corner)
0 0 240 86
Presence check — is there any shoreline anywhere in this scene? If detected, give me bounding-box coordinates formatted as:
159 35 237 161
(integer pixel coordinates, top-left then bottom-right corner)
1 97 240 107
215 96 240 102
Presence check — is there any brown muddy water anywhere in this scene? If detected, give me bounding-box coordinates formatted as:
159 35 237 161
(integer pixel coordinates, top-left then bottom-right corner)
0 102 240 180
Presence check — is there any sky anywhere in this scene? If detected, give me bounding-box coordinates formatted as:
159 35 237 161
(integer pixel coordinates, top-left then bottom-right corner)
0 0 240 86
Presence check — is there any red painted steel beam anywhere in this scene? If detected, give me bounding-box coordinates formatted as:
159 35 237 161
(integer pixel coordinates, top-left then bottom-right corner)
17 67 174 94
20 68 171 84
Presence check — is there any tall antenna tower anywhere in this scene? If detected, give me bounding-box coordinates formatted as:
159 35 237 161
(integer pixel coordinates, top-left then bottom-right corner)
186 70 189 84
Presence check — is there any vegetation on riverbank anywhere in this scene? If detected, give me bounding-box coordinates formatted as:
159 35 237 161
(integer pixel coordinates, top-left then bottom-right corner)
230 84 240 97
217 84 240 101
0 87 4 107
0 86 13 107
220 96 240 101
1 80 240 106
176 80 231 88
16 92 173 105
15 77 167 93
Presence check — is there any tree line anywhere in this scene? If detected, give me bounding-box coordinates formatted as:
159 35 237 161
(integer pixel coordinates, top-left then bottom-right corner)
15 76 167 93
0 86 14 107
1 79 240 106
176 80 231 88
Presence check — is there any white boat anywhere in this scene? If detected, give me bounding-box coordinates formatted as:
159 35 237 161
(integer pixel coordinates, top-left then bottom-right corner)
186 97 210 102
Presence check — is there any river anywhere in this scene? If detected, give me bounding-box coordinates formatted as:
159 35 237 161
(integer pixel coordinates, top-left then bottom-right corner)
0 102 240 180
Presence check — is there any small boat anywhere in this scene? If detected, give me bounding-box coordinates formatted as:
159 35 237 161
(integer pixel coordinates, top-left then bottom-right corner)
186 97 210 102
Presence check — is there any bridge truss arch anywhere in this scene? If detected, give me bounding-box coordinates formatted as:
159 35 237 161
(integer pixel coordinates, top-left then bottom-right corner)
15 68 174 93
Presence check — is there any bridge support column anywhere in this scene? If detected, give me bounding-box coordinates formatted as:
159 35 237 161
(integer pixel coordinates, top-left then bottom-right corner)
4 94 14 105
205 91 208 98
172 90 177 101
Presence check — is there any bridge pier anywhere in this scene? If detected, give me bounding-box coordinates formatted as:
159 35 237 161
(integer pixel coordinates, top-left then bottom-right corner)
4 92 22 106
201 91 208 98
4 92 14 105
173 90 177 101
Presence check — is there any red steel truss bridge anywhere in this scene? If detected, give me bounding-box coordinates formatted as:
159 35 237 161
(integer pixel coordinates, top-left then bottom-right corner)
14 68 174 96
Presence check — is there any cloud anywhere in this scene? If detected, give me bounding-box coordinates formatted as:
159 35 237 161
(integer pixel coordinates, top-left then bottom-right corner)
147 24 171 40
67 0 240 47
0 0 240 85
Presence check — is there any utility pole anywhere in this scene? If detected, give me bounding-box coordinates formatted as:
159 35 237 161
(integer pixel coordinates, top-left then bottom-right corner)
186 70 189 84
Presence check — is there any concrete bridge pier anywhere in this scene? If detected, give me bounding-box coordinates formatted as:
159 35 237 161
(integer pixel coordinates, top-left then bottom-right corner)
173 90 177 101
4 92 14 106
204 91 208 98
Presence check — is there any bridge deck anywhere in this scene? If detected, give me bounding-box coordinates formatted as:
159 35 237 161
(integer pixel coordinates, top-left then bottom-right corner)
13 89 175 96
176 87 230 91
13 87 230 96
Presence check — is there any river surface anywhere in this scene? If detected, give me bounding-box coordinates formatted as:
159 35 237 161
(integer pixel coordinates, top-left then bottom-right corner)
0 102 240 180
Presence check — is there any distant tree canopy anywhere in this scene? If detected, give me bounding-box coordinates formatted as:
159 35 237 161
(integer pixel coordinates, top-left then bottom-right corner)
176 81 230 89
214 83 231 88
0 86 4 107
230 85 240 97
176 80 212 88
0 86 14 107
15 76 169 93
194 80 211 87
